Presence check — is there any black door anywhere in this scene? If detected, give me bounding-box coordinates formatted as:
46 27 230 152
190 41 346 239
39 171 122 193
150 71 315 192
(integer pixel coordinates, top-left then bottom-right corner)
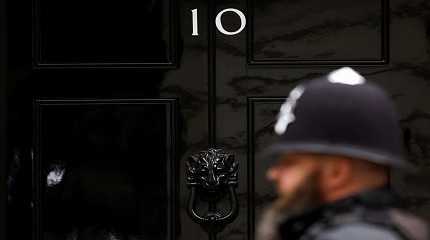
3 0 430 239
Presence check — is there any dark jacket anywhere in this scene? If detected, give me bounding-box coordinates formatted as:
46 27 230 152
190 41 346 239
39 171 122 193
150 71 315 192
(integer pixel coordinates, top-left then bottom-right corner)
278 188 428 240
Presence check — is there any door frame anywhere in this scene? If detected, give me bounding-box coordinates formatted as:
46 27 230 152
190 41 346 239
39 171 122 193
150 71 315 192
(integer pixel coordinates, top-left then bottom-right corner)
0 0 7 237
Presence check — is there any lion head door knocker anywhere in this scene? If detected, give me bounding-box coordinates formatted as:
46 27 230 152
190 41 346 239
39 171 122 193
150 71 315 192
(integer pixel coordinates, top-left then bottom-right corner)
186 148 239 240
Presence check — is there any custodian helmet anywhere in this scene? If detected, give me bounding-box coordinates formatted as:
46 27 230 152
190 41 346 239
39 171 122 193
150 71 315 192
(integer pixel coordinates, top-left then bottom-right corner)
265 67 412 170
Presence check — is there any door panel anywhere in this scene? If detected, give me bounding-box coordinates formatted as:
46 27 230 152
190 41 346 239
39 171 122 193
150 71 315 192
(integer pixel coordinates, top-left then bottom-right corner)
34 100 177 240
34 0 177 67
247 98 285 240
248 0 388 64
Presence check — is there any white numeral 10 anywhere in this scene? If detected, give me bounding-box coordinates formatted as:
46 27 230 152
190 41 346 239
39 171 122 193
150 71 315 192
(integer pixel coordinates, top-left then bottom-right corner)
191 8 247 36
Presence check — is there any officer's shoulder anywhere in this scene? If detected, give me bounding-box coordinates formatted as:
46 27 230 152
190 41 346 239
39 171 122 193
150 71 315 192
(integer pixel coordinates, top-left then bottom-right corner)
314 208 428 240
314 222 403 240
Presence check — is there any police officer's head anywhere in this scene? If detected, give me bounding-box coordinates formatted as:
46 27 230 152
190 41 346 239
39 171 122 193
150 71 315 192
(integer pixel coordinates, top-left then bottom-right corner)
263 67 412 210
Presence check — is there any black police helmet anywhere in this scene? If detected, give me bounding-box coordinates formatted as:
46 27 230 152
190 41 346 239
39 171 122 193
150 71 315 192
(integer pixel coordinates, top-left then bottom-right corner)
265 67 413 170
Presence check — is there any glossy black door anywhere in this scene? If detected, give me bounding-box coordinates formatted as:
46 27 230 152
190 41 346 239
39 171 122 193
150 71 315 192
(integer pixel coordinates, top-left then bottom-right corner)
215 0 430 239
4 0 430 240
6 0 203 238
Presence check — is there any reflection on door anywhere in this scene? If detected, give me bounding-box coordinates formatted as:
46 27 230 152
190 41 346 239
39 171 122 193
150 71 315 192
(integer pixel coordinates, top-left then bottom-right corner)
34 100 177 240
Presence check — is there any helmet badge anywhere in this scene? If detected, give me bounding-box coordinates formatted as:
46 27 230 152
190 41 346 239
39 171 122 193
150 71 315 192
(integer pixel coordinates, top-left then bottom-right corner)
274 86 305 135
328 67 366 85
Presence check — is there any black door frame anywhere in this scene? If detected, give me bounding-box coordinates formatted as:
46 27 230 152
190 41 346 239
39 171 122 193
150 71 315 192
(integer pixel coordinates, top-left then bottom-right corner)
0 0 7 237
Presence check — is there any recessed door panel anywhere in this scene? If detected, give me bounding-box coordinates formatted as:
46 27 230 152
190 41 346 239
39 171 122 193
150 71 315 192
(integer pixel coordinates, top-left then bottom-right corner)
34 100 178 240
249 0 387 64
34 0 177 68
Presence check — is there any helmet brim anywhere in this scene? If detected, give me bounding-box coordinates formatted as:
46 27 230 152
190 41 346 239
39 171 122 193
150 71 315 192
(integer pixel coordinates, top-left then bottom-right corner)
260 142 416 172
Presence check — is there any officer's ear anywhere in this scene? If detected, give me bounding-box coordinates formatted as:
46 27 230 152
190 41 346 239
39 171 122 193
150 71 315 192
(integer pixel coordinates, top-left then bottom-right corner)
319 156 352 193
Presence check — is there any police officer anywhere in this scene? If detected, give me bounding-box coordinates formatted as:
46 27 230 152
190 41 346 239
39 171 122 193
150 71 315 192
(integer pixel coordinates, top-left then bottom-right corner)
257 67 428 240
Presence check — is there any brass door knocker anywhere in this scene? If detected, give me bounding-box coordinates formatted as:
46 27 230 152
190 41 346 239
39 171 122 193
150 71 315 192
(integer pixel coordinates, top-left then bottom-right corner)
186 148 239 240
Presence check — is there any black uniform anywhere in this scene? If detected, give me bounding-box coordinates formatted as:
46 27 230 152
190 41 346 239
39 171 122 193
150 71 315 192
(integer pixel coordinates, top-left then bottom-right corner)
278 188 428 240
